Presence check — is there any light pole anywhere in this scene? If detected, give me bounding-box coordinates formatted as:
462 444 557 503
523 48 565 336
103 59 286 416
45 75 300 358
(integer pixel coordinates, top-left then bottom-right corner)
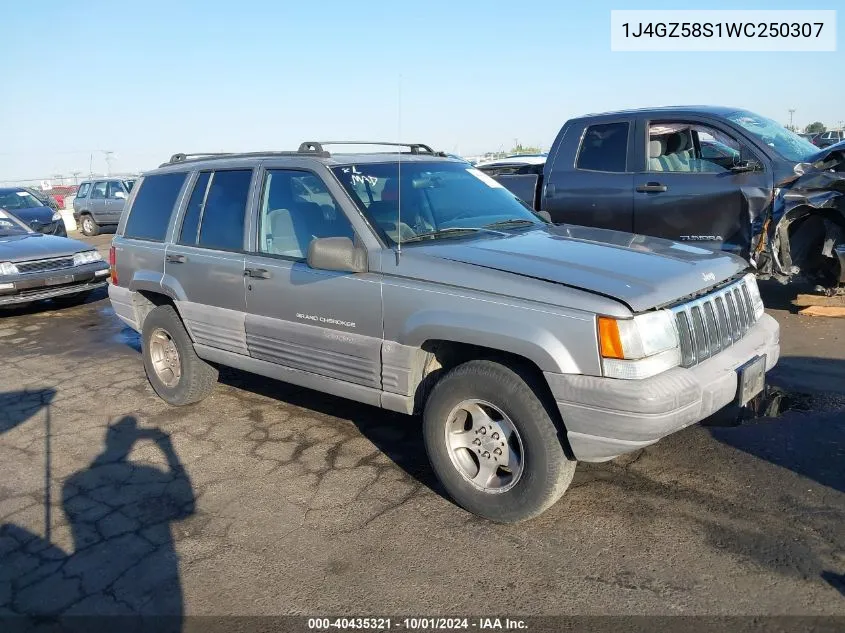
788 109 796 131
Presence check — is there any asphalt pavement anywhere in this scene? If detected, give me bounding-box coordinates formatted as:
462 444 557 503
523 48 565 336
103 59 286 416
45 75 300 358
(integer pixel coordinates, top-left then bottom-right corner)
0 231 842 620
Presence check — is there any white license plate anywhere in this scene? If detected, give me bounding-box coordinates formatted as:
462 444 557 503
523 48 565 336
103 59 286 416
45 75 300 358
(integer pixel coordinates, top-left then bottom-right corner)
737 355 766 405
45 275 73 286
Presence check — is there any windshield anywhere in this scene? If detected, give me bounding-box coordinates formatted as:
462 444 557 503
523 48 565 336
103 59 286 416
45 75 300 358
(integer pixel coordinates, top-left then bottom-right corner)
0 209 32 236
332 161 542 244
726 110 818 163
0 190 45 210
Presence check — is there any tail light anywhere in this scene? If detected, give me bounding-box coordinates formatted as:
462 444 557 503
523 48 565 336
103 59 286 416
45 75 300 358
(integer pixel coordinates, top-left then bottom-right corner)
109 245 118 285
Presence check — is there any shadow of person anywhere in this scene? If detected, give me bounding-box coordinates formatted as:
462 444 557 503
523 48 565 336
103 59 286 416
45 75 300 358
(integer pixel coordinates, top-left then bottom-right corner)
1 416 194 632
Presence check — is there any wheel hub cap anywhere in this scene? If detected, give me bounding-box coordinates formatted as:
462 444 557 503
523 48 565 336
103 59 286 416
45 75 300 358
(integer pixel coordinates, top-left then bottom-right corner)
149 328 181 388
444 399 524 493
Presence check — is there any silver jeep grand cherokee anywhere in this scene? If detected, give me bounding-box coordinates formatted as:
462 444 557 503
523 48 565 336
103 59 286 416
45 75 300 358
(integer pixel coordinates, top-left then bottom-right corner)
108 142 780 522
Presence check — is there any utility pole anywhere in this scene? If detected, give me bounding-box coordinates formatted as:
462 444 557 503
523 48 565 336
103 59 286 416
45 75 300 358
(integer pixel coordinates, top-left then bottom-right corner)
71 171 81 185
102 150 115 176
788 109 796 131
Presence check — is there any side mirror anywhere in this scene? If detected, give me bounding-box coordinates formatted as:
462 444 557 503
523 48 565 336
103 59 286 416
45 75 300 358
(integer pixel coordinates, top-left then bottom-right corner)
307 237 368 273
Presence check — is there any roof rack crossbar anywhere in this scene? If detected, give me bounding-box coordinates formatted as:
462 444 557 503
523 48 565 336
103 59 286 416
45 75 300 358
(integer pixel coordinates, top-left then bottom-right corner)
301 141 437 155
168 152 233 164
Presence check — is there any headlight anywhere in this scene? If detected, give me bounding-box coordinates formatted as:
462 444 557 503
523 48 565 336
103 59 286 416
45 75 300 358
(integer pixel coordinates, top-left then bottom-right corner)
0 261 19 275
51 211 62 222
598 310 681 380
73 250 103 266
744 273 765 320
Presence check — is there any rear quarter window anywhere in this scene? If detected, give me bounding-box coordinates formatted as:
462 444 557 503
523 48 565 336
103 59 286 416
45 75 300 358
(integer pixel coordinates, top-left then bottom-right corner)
576 122 629 172
123 173 188 241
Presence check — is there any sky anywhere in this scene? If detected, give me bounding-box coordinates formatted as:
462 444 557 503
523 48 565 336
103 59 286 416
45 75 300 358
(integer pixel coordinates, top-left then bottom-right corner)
1 0 843 181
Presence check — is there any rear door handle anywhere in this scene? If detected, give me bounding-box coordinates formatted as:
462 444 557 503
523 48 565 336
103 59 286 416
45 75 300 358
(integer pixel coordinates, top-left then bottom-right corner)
636 183 668 193
244 267 271 279
166 254 187 263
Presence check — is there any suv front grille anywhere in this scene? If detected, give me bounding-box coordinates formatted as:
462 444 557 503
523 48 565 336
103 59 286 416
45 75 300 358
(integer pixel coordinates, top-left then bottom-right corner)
16 257 75 274
672 278 758 368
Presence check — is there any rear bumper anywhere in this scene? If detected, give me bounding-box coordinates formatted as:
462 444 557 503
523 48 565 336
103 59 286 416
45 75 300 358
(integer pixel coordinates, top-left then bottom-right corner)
108 283 140 330
545 313 780 462
0 263 109 306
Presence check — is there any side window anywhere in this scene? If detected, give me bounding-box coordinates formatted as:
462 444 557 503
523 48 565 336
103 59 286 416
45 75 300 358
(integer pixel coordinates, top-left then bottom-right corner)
90 181 107 199
107 181 127 199
178 172 211 245
576 122 628 172
648 122 741 173
123 173 188 241
258 169 354 259
196 169 252 251
76 183 91 199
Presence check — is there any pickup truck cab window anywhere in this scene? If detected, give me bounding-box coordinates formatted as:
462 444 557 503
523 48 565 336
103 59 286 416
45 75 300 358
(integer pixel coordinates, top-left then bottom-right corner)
576 122 629 172
647 122 746 174
258 169 354 259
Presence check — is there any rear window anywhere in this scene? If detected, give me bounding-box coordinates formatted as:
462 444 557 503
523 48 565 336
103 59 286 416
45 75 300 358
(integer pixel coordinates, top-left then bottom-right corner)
123 173 188 241
576 122 629 172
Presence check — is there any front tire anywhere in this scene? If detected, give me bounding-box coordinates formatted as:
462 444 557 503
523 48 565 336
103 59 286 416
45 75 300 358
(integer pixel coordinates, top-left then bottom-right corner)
422 360 575 522
80 214 99 236
142 305 218 406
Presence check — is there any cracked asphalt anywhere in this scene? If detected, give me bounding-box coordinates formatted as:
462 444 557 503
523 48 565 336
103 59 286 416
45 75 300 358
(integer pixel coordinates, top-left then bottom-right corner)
0 232 843 620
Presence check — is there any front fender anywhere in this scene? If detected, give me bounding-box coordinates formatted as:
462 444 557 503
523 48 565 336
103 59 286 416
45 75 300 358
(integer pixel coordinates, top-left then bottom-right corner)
398 309 593 374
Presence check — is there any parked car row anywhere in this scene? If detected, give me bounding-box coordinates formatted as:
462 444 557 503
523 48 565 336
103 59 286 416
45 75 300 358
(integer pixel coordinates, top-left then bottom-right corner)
100 141 779 522
476 106 845 292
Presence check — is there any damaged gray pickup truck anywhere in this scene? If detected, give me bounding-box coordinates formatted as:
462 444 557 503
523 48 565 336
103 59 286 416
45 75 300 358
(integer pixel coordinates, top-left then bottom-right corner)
482 107 845 293
109 143 780 522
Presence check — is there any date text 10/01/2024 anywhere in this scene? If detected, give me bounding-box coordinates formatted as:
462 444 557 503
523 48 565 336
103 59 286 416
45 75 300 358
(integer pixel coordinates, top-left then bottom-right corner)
307 618 528 630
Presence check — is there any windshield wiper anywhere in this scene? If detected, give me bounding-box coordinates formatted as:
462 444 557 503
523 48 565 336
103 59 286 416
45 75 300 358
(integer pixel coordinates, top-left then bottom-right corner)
401 227 489 243
482 218 538 230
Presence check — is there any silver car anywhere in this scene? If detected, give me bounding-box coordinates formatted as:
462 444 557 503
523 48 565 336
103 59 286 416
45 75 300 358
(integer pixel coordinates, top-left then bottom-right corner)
73 177 136 236
108 143 780 522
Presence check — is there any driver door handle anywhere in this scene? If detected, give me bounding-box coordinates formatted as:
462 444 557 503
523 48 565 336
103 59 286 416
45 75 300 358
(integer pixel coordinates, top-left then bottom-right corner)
636 182 668 193
244 267 271 279
166 254 187 263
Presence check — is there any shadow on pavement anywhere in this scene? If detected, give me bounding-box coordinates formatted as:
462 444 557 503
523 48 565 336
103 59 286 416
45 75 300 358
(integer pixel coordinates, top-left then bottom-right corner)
219 367 443 493
1 404 193 632
709 356 845 495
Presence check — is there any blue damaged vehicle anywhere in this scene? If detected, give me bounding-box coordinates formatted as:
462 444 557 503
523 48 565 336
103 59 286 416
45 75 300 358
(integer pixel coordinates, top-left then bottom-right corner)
108 142 780 522
0 209 109 308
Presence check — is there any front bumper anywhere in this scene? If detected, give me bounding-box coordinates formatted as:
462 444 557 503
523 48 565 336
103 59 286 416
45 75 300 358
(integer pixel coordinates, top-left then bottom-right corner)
0 262 110 306
545 313 780 462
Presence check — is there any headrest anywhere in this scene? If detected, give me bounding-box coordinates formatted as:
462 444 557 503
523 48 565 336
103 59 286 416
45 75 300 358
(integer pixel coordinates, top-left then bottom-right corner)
648 139 664 158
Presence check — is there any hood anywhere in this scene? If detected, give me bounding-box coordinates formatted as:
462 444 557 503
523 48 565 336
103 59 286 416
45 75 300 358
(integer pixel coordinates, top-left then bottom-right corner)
5 206 54 229
0 232 91 263
408 225 748 312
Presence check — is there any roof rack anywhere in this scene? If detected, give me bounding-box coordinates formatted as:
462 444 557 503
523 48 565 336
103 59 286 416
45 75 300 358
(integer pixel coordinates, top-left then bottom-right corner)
159 141 440 167
300 141 441 155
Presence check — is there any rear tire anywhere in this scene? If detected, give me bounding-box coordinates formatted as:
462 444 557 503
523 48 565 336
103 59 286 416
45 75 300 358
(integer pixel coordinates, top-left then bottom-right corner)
80 214 99 236
142 304 218 406
422 360 575 522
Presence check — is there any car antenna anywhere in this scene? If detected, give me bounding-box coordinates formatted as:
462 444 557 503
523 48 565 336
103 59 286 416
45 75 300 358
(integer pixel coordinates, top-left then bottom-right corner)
395 73 402 265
